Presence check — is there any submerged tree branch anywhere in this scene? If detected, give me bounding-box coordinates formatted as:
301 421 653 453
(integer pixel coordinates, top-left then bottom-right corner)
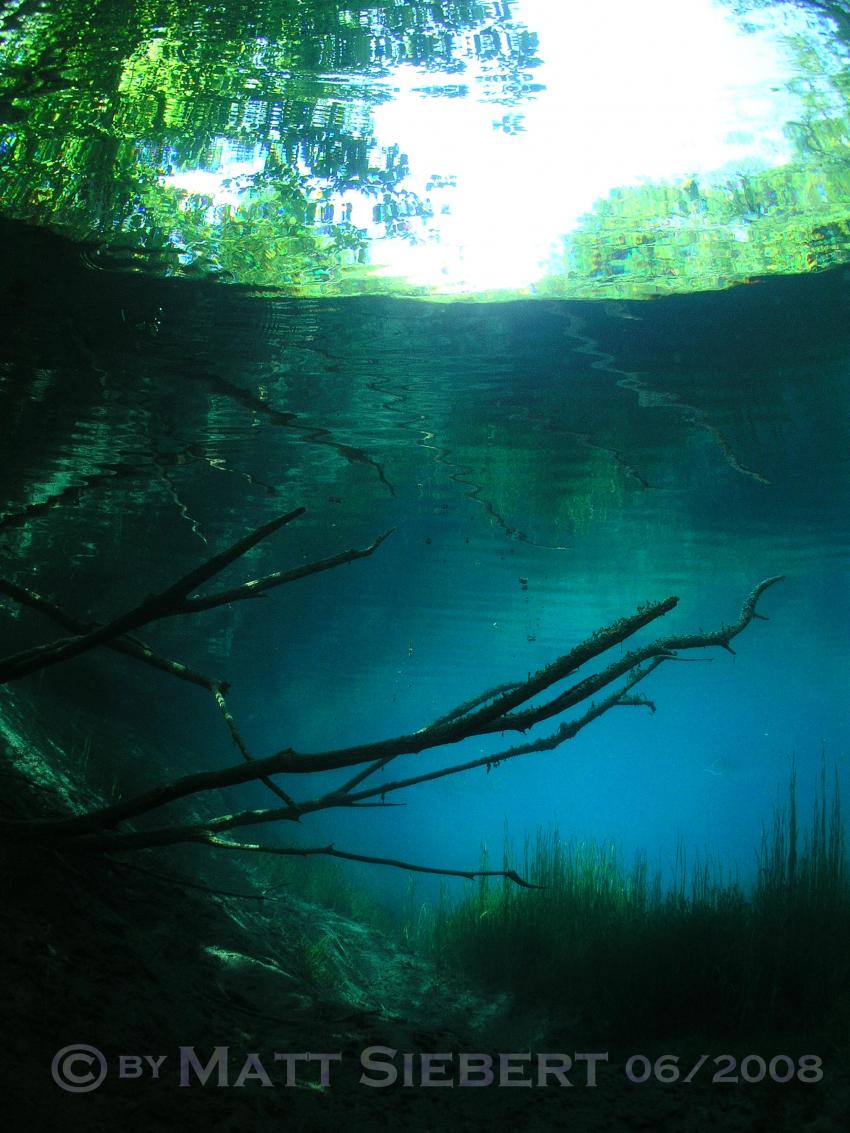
210 688 296 808
194 836 543 888
0 578 229 692
180 528 395 613
0 579 297 806
0 515 395 810
0 592 684 838
0 577 783 874
478 576 783 735
0 508 306 684
0 512 393 683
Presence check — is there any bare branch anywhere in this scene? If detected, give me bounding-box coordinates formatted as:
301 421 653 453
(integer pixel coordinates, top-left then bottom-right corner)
0 579 298 808
180 528 395 613
0 594 682 836
426 594 680 740
428 679 523 729
337 660 667 807
0 508 306 684
211 688 296 808
0 579 228 692
478 575 783 734
0 515 396 688
198 835 542 888
30 660 666 852
0 579 782 864
333 755 397 797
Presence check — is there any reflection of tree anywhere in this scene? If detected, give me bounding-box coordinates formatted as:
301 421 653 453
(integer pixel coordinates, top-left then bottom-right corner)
544 8 850 300
544 153 850 301
9 0 850 298
0 0 538 287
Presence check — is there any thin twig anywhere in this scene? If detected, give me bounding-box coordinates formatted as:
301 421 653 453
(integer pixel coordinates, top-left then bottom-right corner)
0 579 228 692
200 836 542 888
181 528 395 613
0 508 306 683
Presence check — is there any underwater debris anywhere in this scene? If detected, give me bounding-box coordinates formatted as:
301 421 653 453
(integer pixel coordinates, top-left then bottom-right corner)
0 509 782 886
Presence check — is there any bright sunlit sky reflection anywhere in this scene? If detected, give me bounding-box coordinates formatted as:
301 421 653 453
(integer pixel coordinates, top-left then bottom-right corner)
163 0 845 293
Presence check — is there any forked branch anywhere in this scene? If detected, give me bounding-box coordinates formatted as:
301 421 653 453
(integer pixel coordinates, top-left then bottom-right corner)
0 510 394 685
0 514 394 810
0 576 783 878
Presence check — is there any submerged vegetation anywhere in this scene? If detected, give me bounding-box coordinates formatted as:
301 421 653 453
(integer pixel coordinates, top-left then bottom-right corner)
407 758 849 1047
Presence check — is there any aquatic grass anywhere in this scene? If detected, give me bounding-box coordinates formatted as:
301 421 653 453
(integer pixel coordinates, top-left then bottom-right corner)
244 852 399 936
410 757 850 1045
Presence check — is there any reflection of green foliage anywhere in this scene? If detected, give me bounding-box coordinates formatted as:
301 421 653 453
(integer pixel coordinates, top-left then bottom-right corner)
543 155 850 300
135 179 366 289
0 0 536 289
460 429 625 537
4 1 850 297
541 31 850 301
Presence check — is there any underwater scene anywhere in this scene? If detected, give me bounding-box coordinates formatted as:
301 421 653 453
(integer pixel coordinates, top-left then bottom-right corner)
2 0 850 1129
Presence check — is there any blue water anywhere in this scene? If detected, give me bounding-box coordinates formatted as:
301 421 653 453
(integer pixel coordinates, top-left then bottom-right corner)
5 266 844 907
